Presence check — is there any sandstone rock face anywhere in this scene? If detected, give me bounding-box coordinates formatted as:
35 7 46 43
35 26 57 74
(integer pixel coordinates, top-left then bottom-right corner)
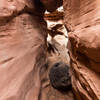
63 0 100 99
40 39 75 100
0 0 68 100
0 0 47 100
40 0 63 12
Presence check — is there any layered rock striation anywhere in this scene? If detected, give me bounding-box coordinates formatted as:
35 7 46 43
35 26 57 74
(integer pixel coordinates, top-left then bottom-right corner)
0 0 65 100
0 0 48 100
63 0 100 99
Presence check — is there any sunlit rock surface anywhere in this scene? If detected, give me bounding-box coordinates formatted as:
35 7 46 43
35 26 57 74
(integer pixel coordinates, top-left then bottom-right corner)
45 7 68 47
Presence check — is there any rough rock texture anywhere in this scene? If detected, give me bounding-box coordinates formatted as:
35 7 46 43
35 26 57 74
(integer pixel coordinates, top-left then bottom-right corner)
45 7 68 47
40 39 75 100
44 10 63 21
49 62 71 91
41 0 63 12
0 0 48 100
0 0 74 100
63 0 100 99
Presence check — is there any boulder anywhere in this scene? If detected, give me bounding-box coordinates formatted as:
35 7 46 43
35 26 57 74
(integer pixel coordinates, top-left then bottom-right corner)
40 39 75 100
63 0 100 99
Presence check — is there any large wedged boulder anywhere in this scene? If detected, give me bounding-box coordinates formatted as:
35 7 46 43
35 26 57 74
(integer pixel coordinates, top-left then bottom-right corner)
63 0 100 99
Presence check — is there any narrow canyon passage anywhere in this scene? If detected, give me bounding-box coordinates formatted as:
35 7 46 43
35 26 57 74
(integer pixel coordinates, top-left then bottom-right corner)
0 0 100 100
39 7 75 100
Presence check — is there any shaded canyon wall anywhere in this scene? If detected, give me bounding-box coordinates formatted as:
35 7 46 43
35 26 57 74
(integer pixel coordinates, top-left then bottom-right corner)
0 0 64 100
0 0 47 100
63 0 100 99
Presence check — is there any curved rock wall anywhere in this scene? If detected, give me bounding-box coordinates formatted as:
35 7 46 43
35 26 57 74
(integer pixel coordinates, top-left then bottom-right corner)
0 0 65 100
63 0 100 99
0 0 47 100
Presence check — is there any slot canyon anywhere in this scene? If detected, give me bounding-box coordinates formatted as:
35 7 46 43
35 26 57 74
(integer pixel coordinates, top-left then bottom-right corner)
0 0 100 100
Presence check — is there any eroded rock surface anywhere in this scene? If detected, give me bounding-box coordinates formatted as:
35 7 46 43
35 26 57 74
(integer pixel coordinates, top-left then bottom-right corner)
40 39 75 100
0 0 48 100
0 0 74 100
63 0 100 99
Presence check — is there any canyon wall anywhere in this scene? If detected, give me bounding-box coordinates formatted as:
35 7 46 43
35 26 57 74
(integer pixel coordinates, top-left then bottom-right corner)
0 0 65 100
0 0 47 100
63 0 100 99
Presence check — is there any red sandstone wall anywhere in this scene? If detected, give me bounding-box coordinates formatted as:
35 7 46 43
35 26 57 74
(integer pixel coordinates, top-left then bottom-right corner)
63 0 100 99
0 0 47 100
